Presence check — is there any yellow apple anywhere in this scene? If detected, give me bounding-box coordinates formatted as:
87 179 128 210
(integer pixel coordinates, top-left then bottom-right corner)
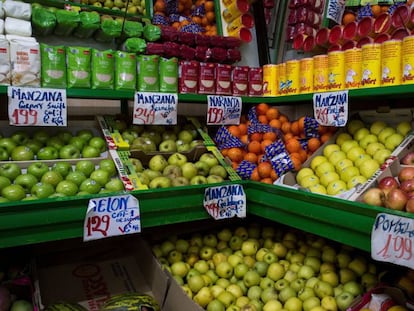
353 127 370 141
347 119 365 135
323 144 341 158
315 162 336 177
320 172 340 187
296 168 315 184
397 121 412 136
309 184 327 195
378 127 396 143
328 150 347 166
335 133 353 146
327 180 347 195
340 140 359 153
370 120 387 135
310 155 329 171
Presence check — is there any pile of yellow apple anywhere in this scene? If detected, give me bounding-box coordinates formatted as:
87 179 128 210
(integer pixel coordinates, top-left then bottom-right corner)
295 120 412 196
151 224 385 311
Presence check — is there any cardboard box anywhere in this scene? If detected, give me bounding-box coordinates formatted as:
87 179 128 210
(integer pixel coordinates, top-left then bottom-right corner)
33 236 171 311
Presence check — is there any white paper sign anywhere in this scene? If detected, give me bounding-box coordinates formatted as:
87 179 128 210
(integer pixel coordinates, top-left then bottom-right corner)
204 184 246 220
326 0 346 24
371 213 414 269
8 86 67 126
133 92 177 125
313 90 348 127
84 194 140 242
207 95 242 125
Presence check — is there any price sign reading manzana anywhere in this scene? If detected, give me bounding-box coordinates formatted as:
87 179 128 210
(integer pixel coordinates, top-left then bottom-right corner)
203 184 246 220
8 87 67 126
313 90 348 127
133 92 177 125
84 194 141 242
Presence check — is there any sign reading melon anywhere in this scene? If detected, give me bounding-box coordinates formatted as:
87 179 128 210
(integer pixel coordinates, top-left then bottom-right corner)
313 90 348 127
203 184 246 220
84 194 140 242
133 91 177 125
8 86 67 126
371 213 414 269
207 95 242 125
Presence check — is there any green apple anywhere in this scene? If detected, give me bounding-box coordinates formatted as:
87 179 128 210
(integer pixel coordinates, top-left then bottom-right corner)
75 160 96 177
243 270 261 287
347 257 367 276
339 268 357 284
99 159 117 176
278 286 296 303
320 270 339 287
378 127 396 143
299 175 320 188
302 296 321 311
359 159 379 178
321 296 338 311
15 173 38 193
328 150 347 166
335 291 354 311
370 121 387 135
216 261 233 279
52 162 73 178
384 133 404 151
397 121 412 136
37 146 59 160
347 119 365 135
335 133 353 146
226 284 244 299
260 287 278 303
41 171 63 187
346 146 366 162
65 171 87 187
347 175 367 189
11 130 30 145
284 296 303 311
310 156 328 171
326 180 347 195
168 152 188 166
297 264 316 280
217 291 236 308
353 127 370 141
339 166 360 183
11 146 34 161
56 180 78 196
79 178 102 194
323 144 341 158
31 182 54 199
263 299 283 311
104 178 124 192
319 172 340 187
0 138 17 154
187 274 205 293
59 144 81 159
266 262 285 281
313 280 334 298
373 149 391 164
315 162 336 177
181 162 198 180
27 162 49 180
207 299 225 311
359 134 378 149
241 239 259 256
2 184 26 201
340 140 359 153
304 257 321 274
365 142 386 156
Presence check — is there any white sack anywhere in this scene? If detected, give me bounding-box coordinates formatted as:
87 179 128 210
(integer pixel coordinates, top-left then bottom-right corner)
3 1 31 20
9 38 40 86
5 17 32 37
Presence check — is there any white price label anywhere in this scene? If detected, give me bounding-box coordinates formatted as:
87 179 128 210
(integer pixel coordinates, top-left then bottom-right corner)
207 95 242 125
326 0 345 24
133 92 177 125
8 87 67 126
313 90 348 127
204 184 246 220
84 194 140 242
371 213 414 269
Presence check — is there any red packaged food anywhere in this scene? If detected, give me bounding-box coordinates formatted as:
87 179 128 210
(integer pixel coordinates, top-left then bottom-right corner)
295 7 321 27
198 62 216 94
232 66 249 96
179 60 199 94
216 63 232 95
295 23 317 37
248 67 263 96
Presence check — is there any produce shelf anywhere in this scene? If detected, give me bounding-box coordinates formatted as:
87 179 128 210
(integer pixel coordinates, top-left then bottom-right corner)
246 181 414 252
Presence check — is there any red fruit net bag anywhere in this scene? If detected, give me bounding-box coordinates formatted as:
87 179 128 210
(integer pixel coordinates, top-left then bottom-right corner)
179 45 196 60
178 31 196 46
161 26 179 41
195 46 210 62
163 41 181 58
227 48 242 63
211 47 228 63
145 42 164 56
195 33 211 46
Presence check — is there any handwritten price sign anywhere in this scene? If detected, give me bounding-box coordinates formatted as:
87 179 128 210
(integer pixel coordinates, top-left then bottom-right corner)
204 184 246 220
313 90 348 127
8 87 67 126
371 213 414 269
84 194 140 242
207 95 242 125
133 92 177 125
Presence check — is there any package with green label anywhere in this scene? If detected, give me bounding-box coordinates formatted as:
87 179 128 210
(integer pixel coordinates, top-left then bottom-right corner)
122 37 147 54
73 11 100 39
40 43 66 88
92 49 114 89
54 9 80 37
115 51 137 91
122 20 144 38
31 6 56 36
94 18 122 42
66 46 91 88
137 54 159 92
159 57 178 93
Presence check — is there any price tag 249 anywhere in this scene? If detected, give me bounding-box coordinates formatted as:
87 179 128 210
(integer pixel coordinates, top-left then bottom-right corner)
207 95 242 125
204 184 246 220
8 87 67 126
133 92 177 125
313 90 348 127
84 194 140 242
371 213 414 269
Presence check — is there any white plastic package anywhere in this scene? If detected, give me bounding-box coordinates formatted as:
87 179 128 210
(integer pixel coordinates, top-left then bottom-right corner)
0 20 4 35
6 34 36 42
0 36 10 85
5 17 32 37
0 2 4 19
9 37 40 86
3 0 31 20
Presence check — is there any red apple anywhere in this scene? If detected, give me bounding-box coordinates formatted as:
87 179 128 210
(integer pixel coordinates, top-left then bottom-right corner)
378 176 399 195
398 167 414 183
362 188 385 207
400 179 414 194
384 188 408 211
405 198 414 213
401 152 414 165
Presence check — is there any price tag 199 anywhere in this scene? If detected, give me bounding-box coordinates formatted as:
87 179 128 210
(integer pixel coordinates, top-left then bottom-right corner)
207 95 242 125
203 184 246 220
313 90 348 127
133 92 177 125
8 87 67 126
83 194 140 242
371 213 414 269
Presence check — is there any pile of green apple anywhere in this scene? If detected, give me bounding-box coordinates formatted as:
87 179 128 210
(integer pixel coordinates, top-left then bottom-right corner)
117 122 204 154
130 152 228 189
295 120 412 196
0 129 107 161
82 0 146 15
0 159 124 202
151 224 382 311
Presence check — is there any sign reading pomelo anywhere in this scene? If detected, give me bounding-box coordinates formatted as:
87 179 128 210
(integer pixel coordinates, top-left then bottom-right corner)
84 194 140 241
8 86 67 126
372 212 414 269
